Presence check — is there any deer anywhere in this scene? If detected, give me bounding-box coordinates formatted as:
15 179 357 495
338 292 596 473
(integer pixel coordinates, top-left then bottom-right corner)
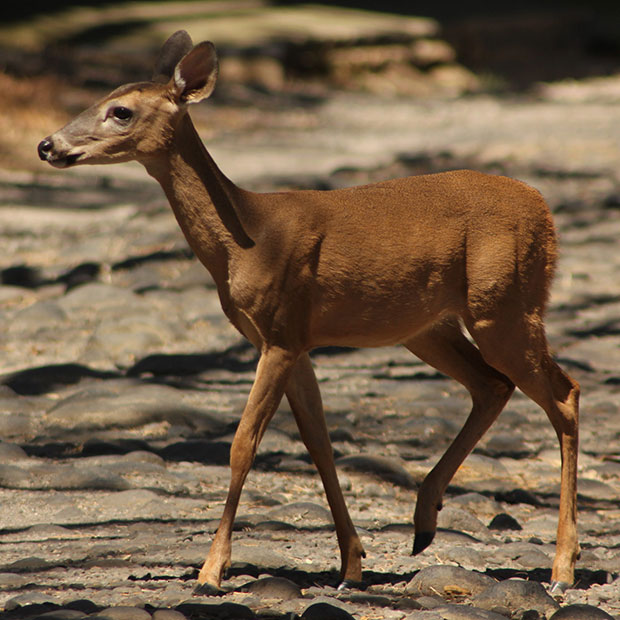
38 30 580 595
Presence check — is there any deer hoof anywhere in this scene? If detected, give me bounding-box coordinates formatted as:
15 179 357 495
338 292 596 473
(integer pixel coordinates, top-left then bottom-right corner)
412 531 435 555
549 580 570 597
194 581 224 596
338 579 363 591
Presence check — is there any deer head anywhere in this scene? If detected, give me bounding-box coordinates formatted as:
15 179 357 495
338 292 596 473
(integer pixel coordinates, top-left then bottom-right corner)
38 31 218 168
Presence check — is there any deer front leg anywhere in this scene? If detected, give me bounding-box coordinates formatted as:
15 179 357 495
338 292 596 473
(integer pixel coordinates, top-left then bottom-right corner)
196 346 297 593
285 353 365 587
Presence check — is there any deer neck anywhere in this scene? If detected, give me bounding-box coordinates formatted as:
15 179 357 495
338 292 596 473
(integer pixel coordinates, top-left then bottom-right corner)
143 114 254 290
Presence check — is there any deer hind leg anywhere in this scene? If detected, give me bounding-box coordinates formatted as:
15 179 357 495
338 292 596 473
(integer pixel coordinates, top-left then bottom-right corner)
404 317 515 555
465 312 580 593
196 346 298 593
285 353 365 586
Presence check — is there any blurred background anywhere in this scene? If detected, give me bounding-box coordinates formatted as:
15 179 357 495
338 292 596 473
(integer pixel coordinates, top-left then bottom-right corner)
2 0 619 171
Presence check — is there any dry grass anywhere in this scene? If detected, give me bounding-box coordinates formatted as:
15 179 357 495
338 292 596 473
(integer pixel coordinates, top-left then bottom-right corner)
0 72 73 171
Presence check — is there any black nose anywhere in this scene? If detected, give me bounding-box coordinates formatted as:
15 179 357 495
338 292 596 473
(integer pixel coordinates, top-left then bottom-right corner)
37 138 53 161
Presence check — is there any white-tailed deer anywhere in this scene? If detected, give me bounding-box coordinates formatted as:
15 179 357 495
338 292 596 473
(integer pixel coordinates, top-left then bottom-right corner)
38 31 580 595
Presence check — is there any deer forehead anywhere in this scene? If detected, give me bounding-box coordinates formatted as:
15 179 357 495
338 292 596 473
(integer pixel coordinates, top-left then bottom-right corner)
98 81 176 114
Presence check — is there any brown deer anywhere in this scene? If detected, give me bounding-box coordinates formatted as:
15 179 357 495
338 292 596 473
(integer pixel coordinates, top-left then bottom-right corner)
38 31 580 595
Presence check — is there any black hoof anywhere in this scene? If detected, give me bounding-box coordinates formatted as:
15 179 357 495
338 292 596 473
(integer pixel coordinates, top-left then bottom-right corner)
549 580 570 597
412 531 435 555
193 581 224 596
338 579 362 591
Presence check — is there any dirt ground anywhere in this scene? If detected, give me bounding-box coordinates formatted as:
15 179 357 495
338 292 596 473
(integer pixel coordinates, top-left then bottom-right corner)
1 3 620 619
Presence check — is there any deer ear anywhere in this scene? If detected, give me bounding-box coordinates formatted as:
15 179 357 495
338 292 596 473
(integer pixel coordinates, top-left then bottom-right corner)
153 30 194 82
171 42 218 104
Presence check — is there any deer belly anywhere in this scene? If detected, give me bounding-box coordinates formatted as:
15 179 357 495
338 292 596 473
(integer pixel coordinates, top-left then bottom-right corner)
309 290 453 348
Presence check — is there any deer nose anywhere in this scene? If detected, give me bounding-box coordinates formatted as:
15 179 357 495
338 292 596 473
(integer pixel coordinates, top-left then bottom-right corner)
37 138 54 161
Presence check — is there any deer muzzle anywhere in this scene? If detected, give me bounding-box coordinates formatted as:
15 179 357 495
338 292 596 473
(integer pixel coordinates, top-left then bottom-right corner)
37 137 83 168
37 138 54 161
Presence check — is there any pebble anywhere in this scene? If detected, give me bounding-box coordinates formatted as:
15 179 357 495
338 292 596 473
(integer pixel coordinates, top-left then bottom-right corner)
0 411 35 438
0 442 28 462
90 607 151 620
301 601 355 620
550 604 616 619
0 462 131 491
151 611 187 620
266 502 334 528
427 603 511 619
37 610 89 620
575 478 617 502
231 544 292 572
335 453 417 488
488 513 522 531
437 544 486 571
472 579 560 617
0 573 30 590
243 576 302 600
86 315 178 369
9 300 68 332
436 506 492 540
4 592 57 610
45 383 219 433
64 600 101 614
177 602 254 619
405 565 497 598
345 592 392 607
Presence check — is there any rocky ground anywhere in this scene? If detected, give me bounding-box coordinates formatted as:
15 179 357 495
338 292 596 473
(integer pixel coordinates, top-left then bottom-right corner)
2 3 620 620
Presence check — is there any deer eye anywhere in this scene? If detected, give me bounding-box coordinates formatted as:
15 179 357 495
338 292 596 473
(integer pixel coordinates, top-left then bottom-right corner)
111 106 132 121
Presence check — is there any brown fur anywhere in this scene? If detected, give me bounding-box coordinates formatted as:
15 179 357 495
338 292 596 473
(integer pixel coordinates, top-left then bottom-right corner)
39 32 580 594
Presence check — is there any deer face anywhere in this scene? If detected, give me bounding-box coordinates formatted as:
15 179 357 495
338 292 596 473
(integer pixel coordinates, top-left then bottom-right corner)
38 38 219 169
38 82 180 168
